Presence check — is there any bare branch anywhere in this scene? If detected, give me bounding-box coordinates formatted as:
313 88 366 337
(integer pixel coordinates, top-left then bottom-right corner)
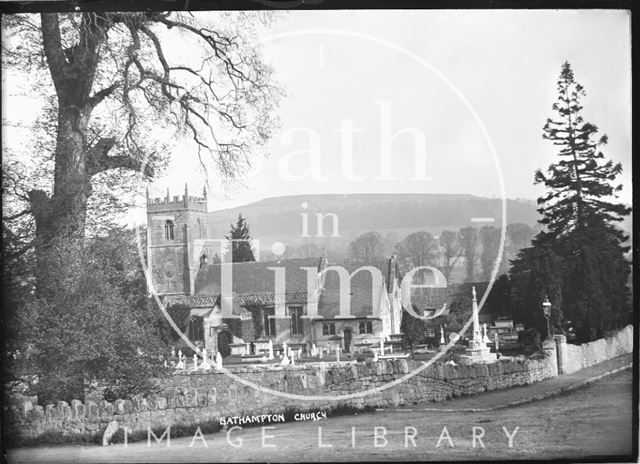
88 81 120 109
91 155 154 177
86 136 153 177
4 209 32 222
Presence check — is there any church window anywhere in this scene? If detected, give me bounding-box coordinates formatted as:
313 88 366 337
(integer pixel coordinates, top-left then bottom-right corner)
359 321 373 334
263 307 276 337
165 220 175 240
290 306 303 335
322 323 335 336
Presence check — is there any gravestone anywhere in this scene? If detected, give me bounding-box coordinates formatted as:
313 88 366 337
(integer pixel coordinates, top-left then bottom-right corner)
102 420 119 446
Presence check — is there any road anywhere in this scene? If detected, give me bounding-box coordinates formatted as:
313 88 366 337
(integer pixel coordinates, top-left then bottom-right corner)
7 370 634 463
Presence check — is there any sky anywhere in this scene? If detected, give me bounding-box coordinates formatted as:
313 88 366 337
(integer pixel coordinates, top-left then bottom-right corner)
147 9 631 220
2 10 632 225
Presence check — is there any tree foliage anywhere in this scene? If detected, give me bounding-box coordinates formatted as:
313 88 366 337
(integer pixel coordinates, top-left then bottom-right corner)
226 214 255 262
510 62 631 343
394 231 438 267
400 310 429 350
479 226 502 281
2 11 281 291
394 231 439 283
536 61 630 236
445 295 472 334
4 229 170 404
484 274 512 316
506 223 535 254
459 226 479 282
439 230 462 281
510 237 564 336
347 231 385 264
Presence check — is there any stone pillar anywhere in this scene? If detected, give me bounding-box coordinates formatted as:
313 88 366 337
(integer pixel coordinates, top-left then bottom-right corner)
471 287 481 344
542 338 558 377
554 334 568 375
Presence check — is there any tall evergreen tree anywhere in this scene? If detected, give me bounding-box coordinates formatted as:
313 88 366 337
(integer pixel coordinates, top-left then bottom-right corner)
536 61 630 236
485 273 512 317
560 222 631 341
226 214 256 263
510 234 564 336
510 62 631 343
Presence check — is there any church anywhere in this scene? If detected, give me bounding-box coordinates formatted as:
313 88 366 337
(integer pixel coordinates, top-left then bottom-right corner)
145 186 447 357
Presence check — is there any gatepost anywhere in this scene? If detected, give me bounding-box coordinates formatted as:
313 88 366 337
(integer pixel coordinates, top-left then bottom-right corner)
541 338 558 377
553 334 568 374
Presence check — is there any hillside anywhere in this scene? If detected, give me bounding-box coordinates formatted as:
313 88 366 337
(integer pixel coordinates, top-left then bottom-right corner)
206 193 539 252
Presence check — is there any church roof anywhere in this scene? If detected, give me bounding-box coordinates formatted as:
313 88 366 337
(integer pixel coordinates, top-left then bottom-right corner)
194 257 324 298
410 287 450 311
192 256 406 317
319 261 390 318
369 258 400 290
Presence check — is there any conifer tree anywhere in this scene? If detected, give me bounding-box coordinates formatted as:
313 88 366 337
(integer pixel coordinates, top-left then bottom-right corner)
509 234 564 336
510 62 631 342
536 61 630 236
226 214 256 263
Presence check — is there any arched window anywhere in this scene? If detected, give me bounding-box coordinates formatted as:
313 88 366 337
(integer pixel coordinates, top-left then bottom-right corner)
164 220 175 240
289 306 303 335
359 321 373 334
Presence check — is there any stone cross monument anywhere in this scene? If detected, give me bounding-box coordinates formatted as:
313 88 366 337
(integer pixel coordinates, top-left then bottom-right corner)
460 286 497 364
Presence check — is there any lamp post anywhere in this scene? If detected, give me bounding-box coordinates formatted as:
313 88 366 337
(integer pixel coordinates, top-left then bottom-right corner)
542 295 552 340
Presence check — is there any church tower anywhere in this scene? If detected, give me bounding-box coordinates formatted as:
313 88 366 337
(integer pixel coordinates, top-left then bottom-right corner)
146 184 208 296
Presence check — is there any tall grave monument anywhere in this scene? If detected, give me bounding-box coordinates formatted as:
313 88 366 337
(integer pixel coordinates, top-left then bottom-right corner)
460 287 497 364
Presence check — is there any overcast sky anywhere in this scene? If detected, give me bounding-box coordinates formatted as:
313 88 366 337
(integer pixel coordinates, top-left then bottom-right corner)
148 9 631 219
3 9 631 223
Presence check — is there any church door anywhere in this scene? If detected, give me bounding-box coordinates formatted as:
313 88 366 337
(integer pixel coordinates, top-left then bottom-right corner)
343 328 352 353
217 330 233 358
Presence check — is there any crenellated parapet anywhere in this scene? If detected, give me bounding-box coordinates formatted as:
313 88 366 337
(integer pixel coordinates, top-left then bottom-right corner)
147 185 207 212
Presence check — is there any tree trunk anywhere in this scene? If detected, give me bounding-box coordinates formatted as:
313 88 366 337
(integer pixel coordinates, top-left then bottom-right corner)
50 104 91 242
30 13 106 294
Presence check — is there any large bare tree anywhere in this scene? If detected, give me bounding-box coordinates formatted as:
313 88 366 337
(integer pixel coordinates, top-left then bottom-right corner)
2 11 281 290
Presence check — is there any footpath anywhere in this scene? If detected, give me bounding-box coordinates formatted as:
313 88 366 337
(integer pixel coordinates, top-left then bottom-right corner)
389 353 633 412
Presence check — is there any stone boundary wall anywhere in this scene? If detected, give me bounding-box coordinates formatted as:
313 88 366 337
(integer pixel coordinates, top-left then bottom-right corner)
5 325 632 444
555 325 633 375
5 354 556 443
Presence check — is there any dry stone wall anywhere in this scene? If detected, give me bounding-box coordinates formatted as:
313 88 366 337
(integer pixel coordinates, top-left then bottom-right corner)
5 325 632 444
5 354 556 443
